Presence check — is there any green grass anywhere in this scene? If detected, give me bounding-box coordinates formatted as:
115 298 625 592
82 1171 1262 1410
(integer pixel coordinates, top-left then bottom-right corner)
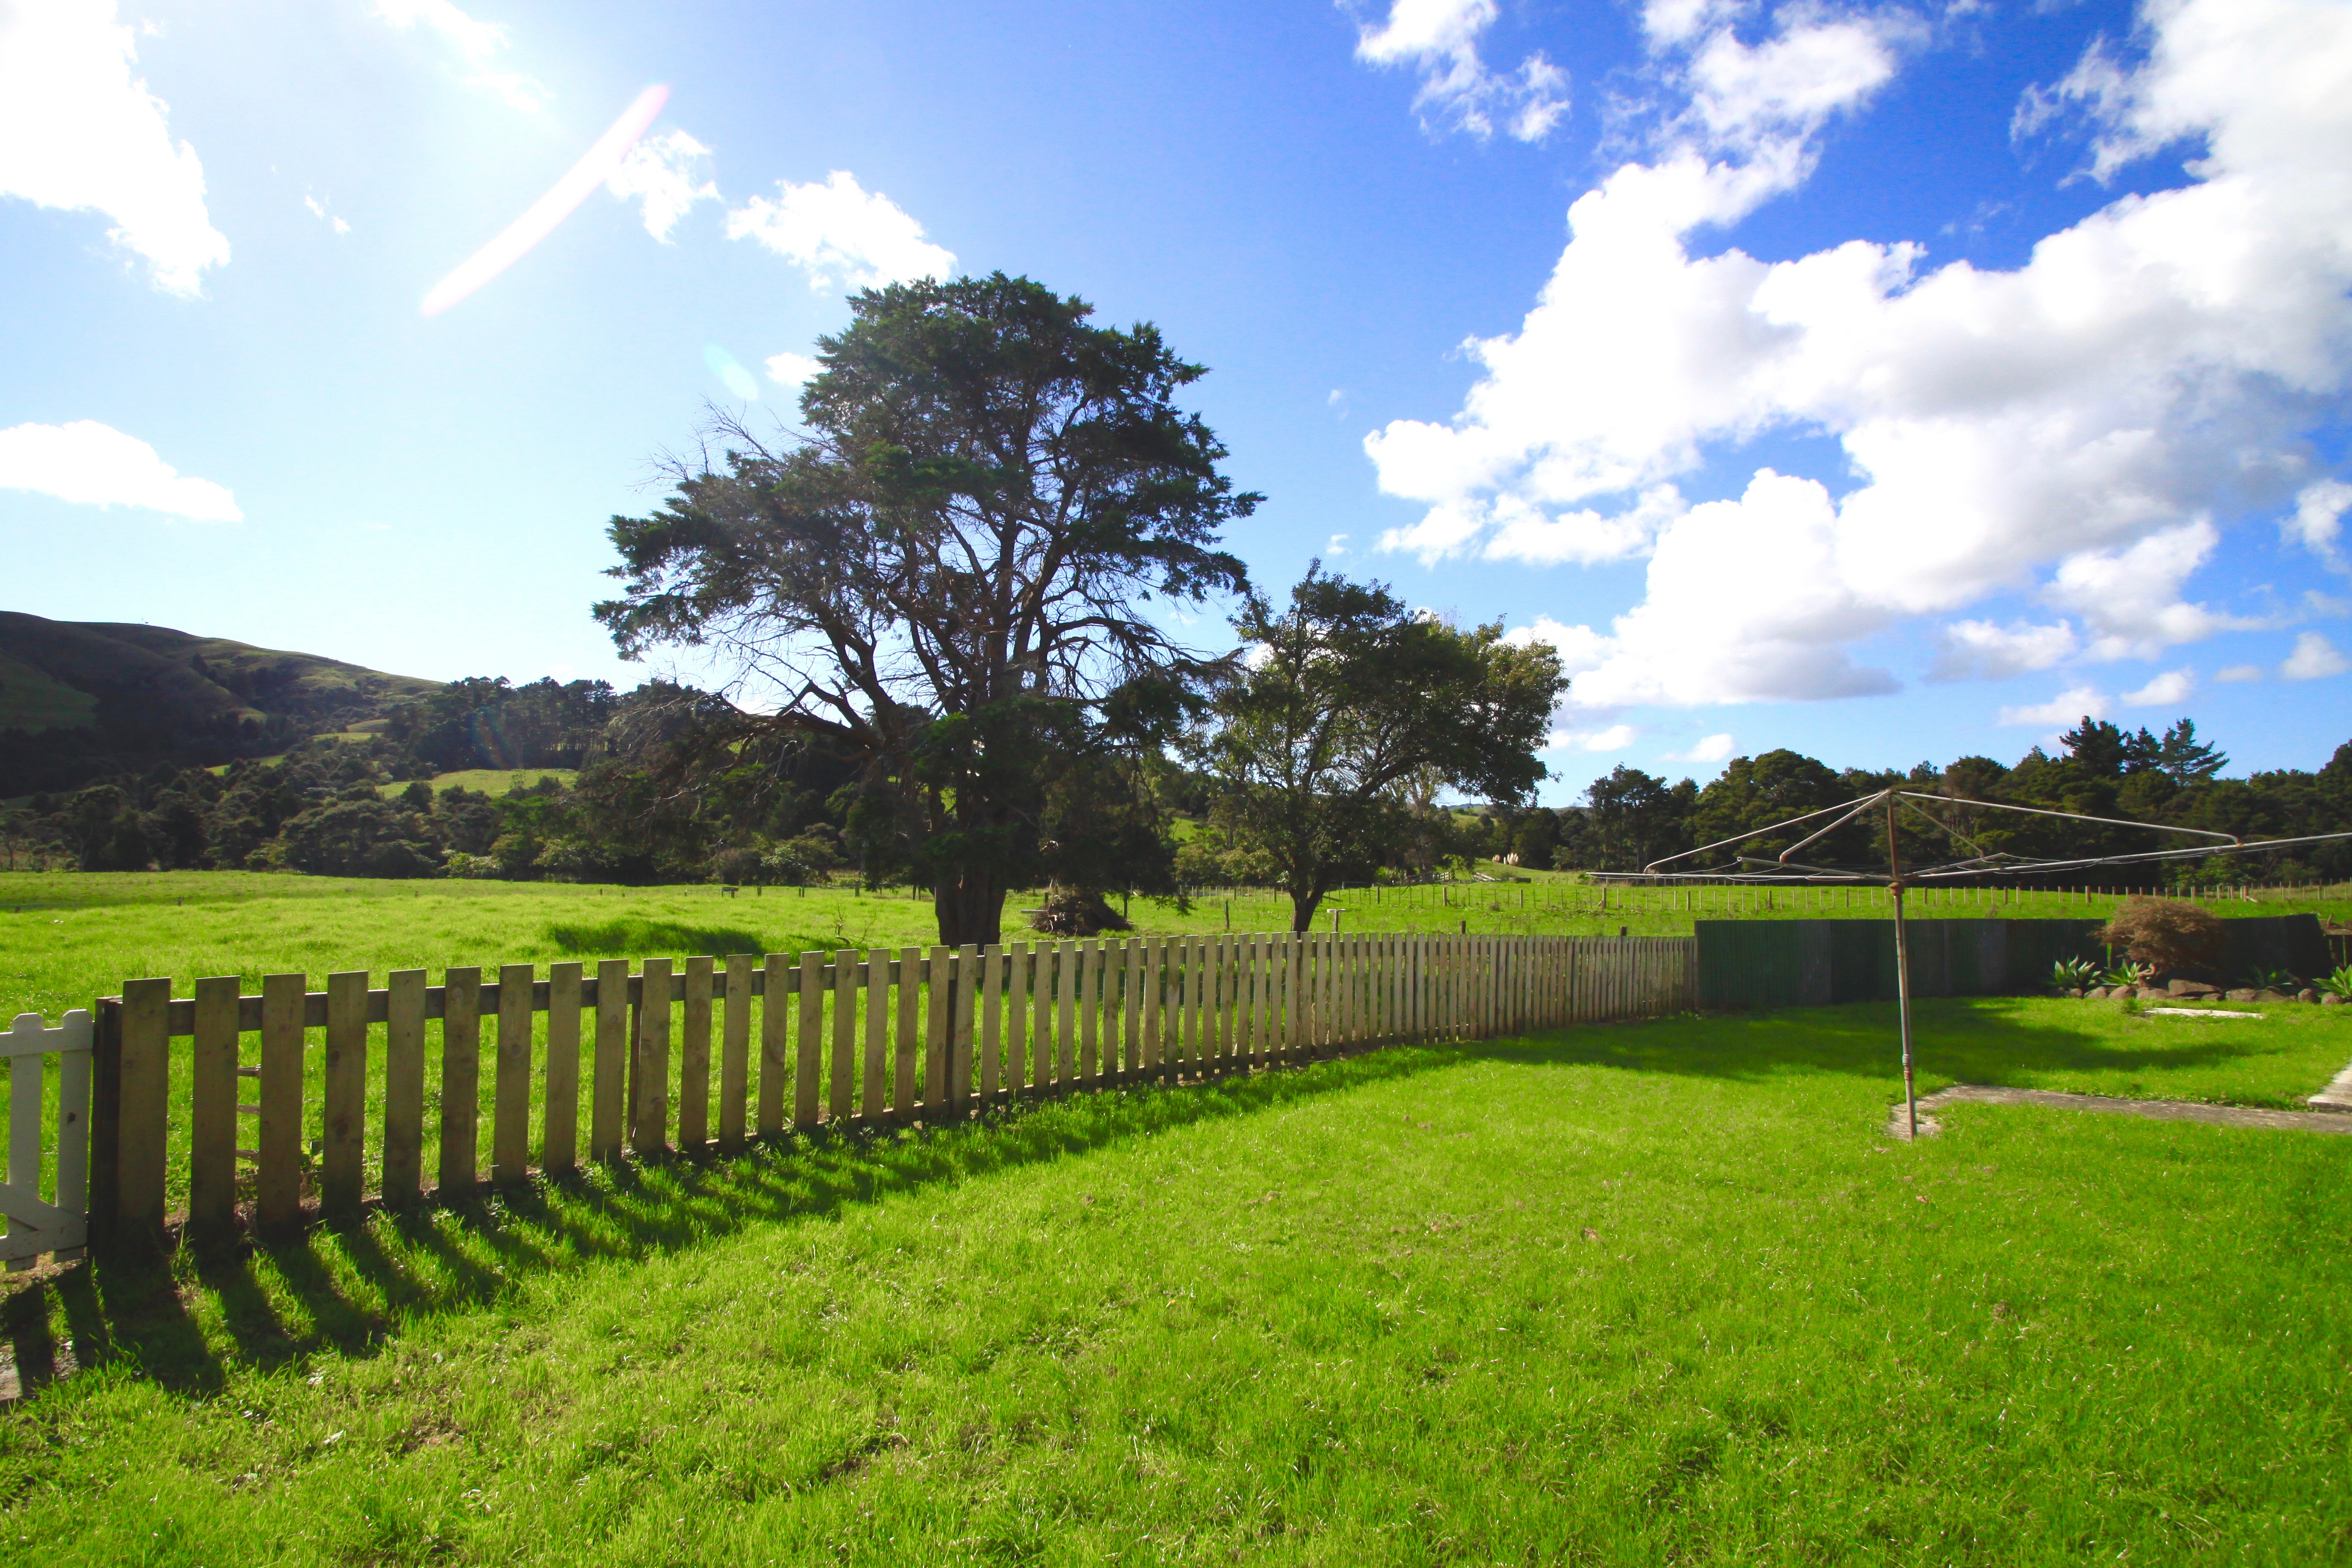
7 871 2349 1029
374 768 579 796
3 1004 2349 1564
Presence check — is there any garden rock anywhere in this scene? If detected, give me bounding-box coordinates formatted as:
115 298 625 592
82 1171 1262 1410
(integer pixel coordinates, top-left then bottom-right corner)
2168 979 2219 998
2086 985 2110 999
2227 988 2260 1003
2299 989 2321 1004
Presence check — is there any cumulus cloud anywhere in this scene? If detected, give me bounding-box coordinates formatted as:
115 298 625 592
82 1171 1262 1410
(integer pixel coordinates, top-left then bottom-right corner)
0 420 241 521
371 0 546 109
2044 520 2256 661
1353 0 1568 143
726 171 955 292
1370 0 2352 709
2280 631 2349 680
1665 732 1735 764
1929 618 2077 681
2286 477 2352 570
1998 685 2109 728
604 128 718 241
764 351 822 388
0 0 230 295
1547 723 1636 752
2121 667 2195 706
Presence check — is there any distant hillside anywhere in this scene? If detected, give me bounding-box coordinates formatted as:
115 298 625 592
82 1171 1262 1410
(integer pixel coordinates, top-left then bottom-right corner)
0 611 441 792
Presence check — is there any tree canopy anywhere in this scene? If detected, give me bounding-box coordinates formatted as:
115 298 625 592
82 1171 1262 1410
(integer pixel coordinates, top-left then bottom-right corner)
1192 568 1566 931
595 274 1257 944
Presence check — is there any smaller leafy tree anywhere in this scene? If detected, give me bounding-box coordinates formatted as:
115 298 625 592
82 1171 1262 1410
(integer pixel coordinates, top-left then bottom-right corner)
2096 895 2225 977
1194 568 1566 932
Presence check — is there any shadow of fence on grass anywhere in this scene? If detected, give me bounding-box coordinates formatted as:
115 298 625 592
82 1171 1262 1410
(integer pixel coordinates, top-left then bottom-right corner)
1 1042 1465 1402
1467 996 2297 1091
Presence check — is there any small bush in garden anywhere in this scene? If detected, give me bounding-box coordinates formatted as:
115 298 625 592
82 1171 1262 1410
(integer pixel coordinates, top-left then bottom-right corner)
2100 963 2151 990
2321 965 2352 1000
2095 896 2224 976
1029 889 1133 937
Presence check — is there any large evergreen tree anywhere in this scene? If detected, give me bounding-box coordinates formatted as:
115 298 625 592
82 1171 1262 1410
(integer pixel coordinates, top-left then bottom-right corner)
595 274 1256 945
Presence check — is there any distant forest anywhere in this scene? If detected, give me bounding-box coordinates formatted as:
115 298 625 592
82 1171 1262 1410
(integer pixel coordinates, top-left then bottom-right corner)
4 672 2347 890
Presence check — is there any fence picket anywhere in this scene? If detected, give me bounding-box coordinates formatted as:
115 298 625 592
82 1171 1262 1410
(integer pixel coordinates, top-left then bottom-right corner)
546 961 583 1174
719 954 752 1149
630 959 668 1155
257 973 305 1226
494 962 535 1181
324 970 369 1210
385 969 427 1202
189 975 239 1230
591 959 627 1160
830 949 857 1125
679 957 714 1152
796 950 825 1131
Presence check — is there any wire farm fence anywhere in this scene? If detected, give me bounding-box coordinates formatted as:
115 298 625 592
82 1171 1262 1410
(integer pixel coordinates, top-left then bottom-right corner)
60 931 1696 1255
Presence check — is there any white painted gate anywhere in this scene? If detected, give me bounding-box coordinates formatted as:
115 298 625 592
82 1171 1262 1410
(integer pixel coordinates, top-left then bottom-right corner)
3 1011 93 1270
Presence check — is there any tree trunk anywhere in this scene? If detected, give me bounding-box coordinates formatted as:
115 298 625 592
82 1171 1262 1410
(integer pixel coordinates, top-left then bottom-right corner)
934 870 1007 948
1289 883 1323 933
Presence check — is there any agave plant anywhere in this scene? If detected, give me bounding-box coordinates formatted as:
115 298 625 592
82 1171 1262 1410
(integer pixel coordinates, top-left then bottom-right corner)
2100 963 2152 989
2050 956 2100 990
2248 966 2301 993
2320 965 2352 1001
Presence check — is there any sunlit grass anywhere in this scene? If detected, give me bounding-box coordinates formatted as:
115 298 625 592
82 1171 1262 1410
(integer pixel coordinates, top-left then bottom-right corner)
2 1003 2348 1564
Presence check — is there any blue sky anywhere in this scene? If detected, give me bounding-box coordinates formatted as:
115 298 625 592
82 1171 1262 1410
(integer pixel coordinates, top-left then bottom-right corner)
3 0 2349 803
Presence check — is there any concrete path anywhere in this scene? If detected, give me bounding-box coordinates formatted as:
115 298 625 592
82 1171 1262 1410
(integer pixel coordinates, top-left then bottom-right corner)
1889 1083 2352 1140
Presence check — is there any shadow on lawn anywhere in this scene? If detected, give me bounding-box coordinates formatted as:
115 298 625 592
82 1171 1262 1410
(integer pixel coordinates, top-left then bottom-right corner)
1471 996 2287 1090
0 1043 1459 1402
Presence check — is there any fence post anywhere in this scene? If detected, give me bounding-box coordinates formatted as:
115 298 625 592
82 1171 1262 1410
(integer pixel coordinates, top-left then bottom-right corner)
257 973 305 1229
113 979 170 1243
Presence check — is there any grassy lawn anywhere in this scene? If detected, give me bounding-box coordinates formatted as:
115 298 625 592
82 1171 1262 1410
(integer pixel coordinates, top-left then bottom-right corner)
3 1001 2349 1564
5 871 2348 1028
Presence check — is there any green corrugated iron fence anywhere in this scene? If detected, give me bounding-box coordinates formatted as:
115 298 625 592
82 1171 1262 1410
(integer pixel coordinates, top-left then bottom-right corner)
1695 914 2329 1009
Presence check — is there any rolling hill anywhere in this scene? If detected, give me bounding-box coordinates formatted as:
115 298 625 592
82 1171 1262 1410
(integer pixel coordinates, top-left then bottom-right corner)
0 611 441 792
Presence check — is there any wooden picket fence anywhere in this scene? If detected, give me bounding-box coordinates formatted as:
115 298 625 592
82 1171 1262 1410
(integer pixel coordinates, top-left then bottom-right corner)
44 932 1695 1255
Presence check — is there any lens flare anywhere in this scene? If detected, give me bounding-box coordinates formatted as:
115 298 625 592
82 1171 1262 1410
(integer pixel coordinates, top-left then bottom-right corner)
702 344 760 400
421 84 669 317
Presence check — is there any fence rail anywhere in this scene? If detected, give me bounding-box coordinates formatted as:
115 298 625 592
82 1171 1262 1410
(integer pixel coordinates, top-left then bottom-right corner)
35 932 1696 1256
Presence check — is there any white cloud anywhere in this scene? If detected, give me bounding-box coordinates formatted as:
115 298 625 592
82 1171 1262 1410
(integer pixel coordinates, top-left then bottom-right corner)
303 194 351 234
2122 667 2195 706
1929 618 2077 681
1546 723 1636 752
0 0 230 295
1326 532 1351 556
2286 477 2352 570
764 351 822 388
605 128 718 241
2044 519 2255 661
2215 663 2263 683
0 420 240 521
726 171 955 292
2280 631 2349 680
371 0 546 108
1353 0 1569 143
1368 0 2352 709
1665 732 1735 763
1998 684 2110 727
1470 484 1686 568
